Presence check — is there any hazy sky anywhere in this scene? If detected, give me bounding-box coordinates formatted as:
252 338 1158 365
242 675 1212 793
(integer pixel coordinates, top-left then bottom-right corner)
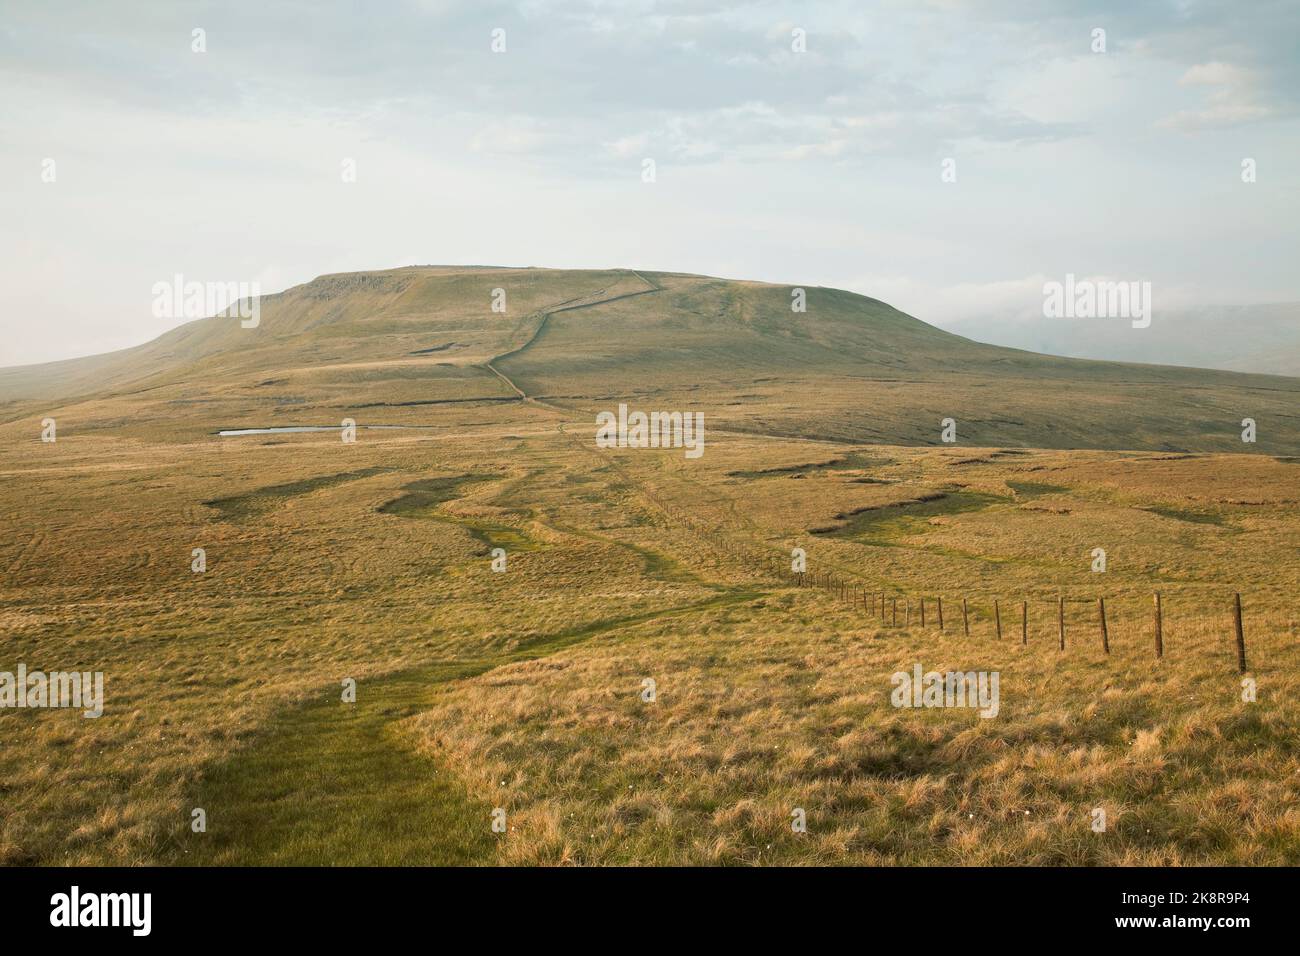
2 0 1297 367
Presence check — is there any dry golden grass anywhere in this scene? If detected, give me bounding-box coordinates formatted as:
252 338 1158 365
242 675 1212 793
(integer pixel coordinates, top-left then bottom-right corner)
413 593 1300 865
0 379 1296 865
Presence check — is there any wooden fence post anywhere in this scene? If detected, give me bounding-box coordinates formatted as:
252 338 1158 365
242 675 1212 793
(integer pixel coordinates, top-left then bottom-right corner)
937 597 944 632
1098 597 1110 654
1057 597 1065 650
1233 593 1247 674
1153 592 1163 659
892 597 897 626
994 600 1002 640
962 598 969 637
1020 601 1027 645
919 598 925 627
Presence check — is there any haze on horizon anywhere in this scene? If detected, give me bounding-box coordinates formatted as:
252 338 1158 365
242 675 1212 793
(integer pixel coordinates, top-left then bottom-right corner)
1 0 1297 369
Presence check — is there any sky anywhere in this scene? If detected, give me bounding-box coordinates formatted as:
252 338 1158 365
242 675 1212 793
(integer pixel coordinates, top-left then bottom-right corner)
1 0 1297 367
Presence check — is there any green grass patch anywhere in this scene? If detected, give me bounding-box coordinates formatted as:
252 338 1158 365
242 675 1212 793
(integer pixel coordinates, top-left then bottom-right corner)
448 516 541 553
1006 480 1069 498
379 474 544 552
173 589 763 865
613 538 701 584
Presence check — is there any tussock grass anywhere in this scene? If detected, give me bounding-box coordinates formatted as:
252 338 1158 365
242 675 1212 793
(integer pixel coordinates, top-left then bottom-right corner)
414 596 1300 865
0 384 1296 865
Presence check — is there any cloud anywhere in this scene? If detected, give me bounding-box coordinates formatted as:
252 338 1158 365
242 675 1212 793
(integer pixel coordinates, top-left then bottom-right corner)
0 0 1081 170
1158 61 1276 130
1 0 1297 365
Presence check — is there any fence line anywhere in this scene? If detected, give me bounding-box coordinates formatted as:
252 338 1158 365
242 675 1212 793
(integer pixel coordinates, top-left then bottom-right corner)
703 545 1259 673
774 562 1256 673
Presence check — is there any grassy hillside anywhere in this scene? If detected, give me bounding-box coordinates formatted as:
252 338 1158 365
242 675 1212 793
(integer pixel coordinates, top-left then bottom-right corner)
2 266 1297 452
1 265 1296 867
1 424 1295 865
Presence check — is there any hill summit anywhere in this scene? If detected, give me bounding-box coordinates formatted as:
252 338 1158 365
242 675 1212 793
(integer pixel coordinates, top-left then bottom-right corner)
3 266 1297 452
